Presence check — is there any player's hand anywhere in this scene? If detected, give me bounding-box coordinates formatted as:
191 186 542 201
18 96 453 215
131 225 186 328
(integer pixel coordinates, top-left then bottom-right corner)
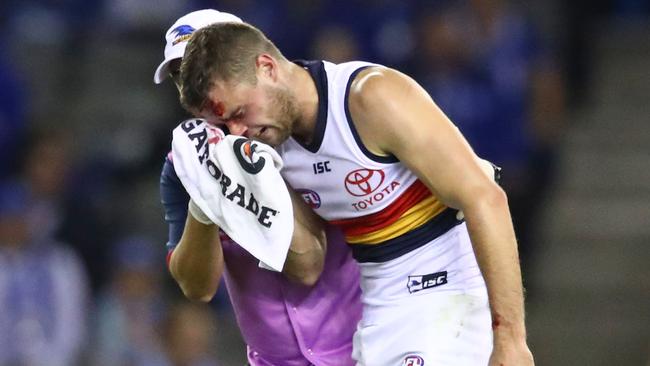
488 340 534 366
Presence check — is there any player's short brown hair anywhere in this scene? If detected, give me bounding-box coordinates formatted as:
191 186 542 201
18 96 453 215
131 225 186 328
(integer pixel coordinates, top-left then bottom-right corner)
179 22 284 113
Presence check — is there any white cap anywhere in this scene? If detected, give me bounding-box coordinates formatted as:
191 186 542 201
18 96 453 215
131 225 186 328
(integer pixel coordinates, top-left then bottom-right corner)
153 9 243 84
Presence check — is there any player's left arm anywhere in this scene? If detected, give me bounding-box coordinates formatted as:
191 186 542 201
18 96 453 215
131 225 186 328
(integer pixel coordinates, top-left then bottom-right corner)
348 67 533 365
281 185 327 286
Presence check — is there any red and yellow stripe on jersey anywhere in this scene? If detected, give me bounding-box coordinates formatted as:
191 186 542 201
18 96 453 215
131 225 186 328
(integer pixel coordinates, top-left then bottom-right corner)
330 180 443 243
331 180 460 237
329 180 463 263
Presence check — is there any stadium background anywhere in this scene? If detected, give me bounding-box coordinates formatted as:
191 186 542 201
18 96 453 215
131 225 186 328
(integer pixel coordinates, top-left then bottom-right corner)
0 0 648 365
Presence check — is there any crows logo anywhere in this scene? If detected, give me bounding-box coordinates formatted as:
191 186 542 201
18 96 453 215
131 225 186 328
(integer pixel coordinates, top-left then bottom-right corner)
171 25 195 45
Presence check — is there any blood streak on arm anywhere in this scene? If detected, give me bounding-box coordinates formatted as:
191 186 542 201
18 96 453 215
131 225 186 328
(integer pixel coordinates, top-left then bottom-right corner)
492 313 501 330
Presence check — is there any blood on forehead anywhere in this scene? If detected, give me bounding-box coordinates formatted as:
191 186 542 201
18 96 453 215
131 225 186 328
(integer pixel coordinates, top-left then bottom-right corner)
206 100 225 118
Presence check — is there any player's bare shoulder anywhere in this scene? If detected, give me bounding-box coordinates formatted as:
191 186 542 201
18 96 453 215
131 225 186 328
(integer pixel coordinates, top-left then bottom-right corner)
347 67 416 156
348 67 407 110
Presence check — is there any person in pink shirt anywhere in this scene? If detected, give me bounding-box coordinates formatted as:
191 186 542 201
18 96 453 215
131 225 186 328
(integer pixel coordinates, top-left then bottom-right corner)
156 10 362 366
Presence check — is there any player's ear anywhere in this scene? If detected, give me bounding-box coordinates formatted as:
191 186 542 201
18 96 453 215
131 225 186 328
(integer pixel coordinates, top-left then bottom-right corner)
256 53 277 81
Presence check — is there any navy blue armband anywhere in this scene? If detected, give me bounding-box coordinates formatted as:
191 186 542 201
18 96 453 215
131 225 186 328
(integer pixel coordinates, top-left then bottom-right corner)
160 155 190 251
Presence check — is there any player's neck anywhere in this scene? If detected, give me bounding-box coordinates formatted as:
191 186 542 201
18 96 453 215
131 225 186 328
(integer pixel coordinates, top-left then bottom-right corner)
289 63 319 145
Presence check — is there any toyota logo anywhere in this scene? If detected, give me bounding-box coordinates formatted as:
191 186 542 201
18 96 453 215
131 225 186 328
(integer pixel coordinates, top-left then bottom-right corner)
344 169 385 197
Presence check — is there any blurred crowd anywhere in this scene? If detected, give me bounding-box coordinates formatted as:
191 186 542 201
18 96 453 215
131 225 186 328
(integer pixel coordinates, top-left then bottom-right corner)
0 0 647 365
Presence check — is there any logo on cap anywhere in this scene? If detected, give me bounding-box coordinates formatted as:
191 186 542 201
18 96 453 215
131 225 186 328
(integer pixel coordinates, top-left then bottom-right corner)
171 25 196 45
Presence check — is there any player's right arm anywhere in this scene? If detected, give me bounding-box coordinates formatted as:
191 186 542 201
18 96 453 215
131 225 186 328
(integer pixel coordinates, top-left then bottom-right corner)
169 204 224 302
161 155 325 300
160 156 224 302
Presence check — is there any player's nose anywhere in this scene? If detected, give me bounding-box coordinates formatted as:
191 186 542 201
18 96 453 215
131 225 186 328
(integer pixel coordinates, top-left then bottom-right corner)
225 120 248 136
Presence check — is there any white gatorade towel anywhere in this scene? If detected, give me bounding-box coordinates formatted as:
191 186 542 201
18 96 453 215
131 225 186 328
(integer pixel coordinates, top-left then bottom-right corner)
171 118 293 272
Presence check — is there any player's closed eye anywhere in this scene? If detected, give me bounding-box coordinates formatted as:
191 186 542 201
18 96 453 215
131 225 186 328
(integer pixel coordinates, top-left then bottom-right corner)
223 108 245 123
229 108 245 121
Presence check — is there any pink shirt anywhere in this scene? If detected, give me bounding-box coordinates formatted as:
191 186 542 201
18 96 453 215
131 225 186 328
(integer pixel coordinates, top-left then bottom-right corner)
221 226 362 366
161 154 361 365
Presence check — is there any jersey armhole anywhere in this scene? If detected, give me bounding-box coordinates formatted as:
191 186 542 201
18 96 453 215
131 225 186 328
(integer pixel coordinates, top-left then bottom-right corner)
344 66 399 164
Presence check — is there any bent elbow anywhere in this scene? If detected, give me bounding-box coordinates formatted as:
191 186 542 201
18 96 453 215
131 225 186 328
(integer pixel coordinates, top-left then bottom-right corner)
461 183 509 218
301 253 325 286
284 259 324 287
173 271 218 302
169 256 221 303
487 183 509 208
298 269 322 287
180 285 217 303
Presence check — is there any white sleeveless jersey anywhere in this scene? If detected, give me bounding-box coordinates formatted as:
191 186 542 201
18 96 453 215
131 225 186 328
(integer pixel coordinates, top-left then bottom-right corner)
279 62 490 363
278 60 464 262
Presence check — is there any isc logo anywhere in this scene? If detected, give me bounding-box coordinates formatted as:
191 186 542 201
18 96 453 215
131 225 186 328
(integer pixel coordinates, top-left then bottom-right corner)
312 161 331 174
407 271 448 294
